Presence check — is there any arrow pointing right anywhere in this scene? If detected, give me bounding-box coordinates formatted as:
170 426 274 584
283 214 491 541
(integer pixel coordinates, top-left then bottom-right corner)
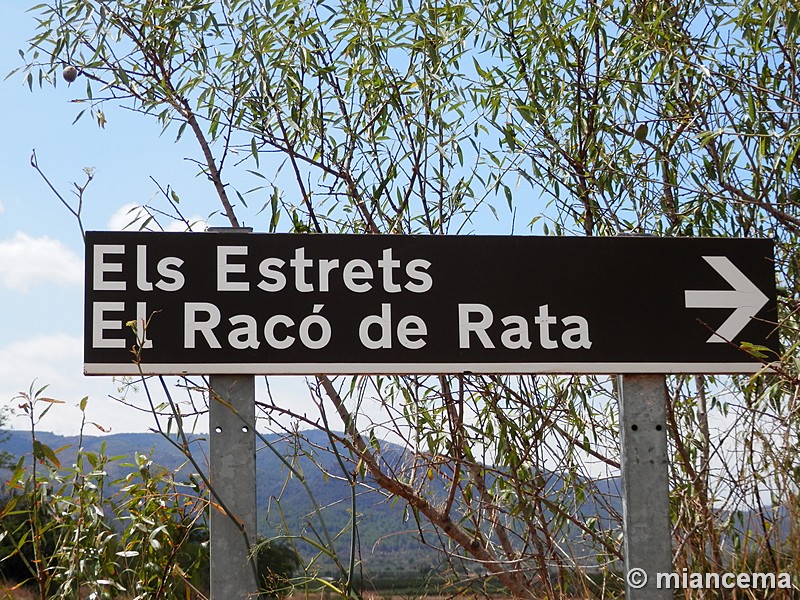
684 256 769 343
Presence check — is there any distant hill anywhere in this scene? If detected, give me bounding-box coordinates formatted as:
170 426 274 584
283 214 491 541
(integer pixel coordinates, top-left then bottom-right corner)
0 428 441 578
1 428 627 576
25 428 799 583
3 428 787 582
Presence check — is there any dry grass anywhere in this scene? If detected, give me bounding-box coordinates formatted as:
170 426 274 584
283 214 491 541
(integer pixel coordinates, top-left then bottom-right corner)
0 584 34 600
0 587 505 600
285 596 506 600
0 582 508 600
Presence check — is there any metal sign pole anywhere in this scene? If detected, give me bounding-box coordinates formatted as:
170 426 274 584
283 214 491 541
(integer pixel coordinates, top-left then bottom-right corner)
209 374 258 598
618 374 673 598
207 226 258 598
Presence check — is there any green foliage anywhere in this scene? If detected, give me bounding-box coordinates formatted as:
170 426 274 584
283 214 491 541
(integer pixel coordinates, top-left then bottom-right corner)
16 0 485 235
0 407 13 473
0 389 325 599
13 0 800 597
2 387 211 599
0 492 59 587
112 453 209 599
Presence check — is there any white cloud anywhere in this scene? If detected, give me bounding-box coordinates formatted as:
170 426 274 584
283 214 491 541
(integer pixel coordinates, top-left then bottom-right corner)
107 203 150 231
0 198 5 214
0 333 320 437
0 332 373 441
0 333 160 435
0 333 84 393
108 203 207 232
165 217 208 232
0 232 83 292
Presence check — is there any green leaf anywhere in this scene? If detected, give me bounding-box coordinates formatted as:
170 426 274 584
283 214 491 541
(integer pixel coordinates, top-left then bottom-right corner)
269 187 280 233
72 109 86 125
32 440 60 468
175 121 187 142
251 137 259 168
235 189 248 208
739 342 773 360
516 104 538 127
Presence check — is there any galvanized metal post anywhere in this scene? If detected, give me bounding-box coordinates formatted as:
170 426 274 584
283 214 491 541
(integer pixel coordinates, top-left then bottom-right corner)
207 226 258 598
209 374 258 599
618 374 673 599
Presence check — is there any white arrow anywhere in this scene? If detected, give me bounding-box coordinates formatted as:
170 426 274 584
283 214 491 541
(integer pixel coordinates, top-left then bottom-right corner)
684 256 769 343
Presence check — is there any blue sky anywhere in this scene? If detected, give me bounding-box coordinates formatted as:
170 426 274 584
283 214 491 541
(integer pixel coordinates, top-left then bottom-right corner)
0 3 528 438
0 4 312 435
0 3 521 439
